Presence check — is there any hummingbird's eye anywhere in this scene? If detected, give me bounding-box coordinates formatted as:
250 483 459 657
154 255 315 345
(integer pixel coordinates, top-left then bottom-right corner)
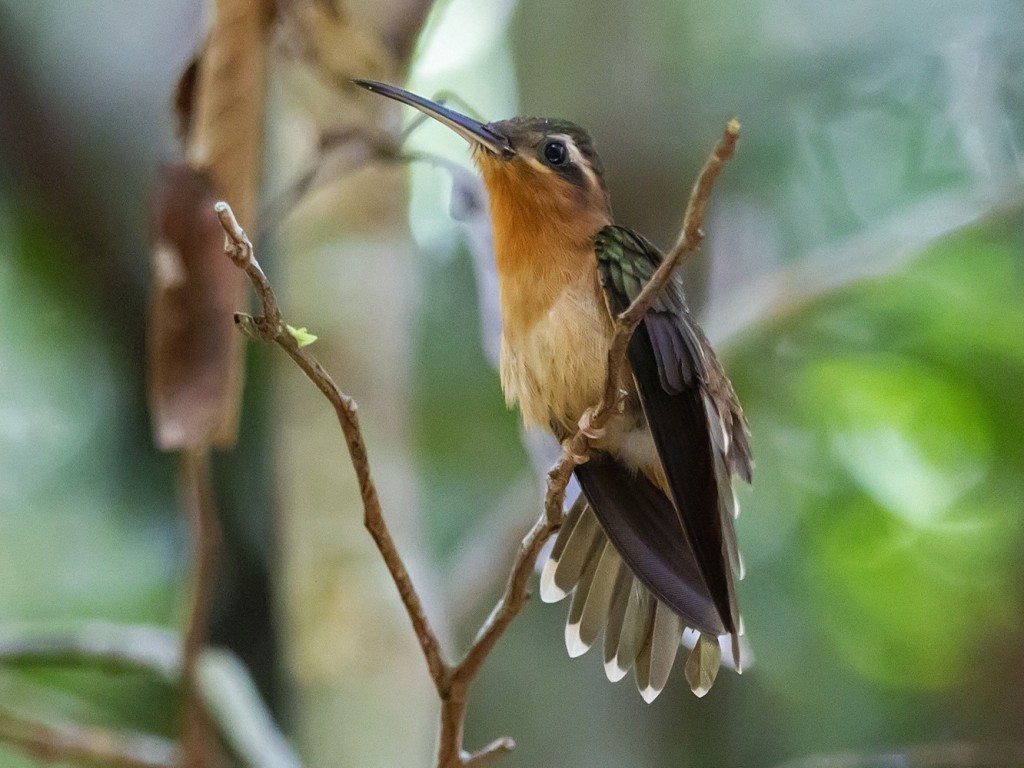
543 140 568 166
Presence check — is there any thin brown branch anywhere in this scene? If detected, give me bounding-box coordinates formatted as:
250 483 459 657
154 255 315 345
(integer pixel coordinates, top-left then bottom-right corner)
622 118 741 329
213 118 738 768
450 449 575 690
433 505 561 767
214 201 448 693
588 118 741 439
451 512 553 686
445 474 543 628
437 119 740 763
0 705 179 768
179 449 222 768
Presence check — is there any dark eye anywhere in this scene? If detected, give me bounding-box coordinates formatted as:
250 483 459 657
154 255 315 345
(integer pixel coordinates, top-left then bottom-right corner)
543 140 568 166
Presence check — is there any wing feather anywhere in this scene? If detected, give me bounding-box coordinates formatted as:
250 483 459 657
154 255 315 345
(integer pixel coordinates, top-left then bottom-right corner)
628 320 738 633
575 457 725 635
602 568 634 681
540 492 586 603
594 225 752 636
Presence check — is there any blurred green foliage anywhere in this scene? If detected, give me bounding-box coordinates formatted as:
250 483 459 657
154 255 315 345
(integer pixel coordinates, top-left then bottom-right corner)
412 249 528 562
735 218 1024 685
716 217 1024 764
0 196 181 761
0 196 179 625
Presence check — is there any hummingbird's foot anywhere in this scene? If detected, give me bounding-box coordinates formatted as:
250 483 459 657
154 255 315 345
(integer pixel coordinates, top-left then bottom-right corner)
578 407 606 441
568 441 592 465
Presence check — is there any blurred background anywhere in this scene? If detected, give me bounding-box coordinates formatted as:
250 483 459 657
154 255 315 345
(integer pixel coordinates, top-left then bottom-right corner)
1 1 1024 767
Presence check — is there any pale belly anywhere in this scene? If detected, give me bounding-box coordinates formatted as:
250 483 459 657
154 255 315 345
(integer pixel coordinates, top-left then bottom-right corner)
499 281 609 431
498 281 661 479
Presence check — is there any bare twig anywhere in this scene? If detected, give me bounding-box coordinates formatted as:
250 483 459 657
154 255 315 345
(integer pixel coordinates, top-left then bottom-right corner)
0 705 179 768
214 118 737 768
215 201 448 692
445 474 542 628
590 118 742 439
219 200 528 767
431 506 557 767
439 119 739 765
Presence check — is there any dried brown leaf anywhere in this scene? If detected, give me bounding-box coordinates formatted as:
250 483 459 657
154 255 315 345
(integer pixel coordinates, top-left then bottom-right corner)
148 164 246 450
185 0 270 232
173 55 200 144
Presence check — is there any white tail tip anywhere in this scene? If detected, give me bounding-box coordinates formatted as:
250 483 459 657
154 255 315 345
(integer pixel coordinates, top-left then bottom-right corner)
565 622 591 658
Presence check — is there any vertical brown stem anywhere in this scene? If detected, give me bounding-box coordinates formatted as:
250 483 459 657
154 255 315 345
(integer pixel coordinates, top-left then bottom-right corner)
436 692 466 768
180 448 222 768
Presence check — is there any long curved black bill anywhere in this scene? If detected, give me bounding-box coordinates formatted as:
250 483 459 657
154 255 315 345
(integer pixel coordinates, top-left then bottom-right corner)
353 79 514 158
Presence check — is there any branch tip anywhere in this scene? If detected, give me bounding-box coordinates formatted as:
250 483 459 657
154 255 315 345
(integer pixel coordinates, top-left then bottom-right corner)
465 737 516 767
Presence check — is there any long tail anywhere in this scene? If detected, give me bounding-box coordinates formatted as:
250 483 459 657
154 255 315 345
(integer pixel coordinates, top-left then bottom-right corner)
540 494 740 701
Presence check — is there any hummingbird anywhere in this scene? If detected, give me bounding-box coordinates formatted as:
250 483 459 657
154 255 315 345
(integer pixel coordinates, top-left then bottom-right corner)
355 79 753 701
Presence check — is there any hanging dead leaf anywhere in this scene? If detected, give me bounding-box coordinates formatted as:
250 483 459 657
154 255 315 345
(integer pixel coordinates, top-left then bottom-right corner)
148 164 246 450
173 55 200 143
185 0 270 232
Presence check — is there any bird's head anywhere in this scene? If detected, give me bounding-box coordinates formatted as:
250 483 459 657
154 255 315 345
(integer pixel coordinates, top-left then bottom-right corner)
355 80 613 255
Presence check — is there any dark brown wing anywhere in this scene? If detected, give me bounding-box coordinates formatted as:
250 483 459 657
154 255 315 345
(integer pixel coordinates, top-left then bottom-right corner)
574 456 727 635
594 225 752 636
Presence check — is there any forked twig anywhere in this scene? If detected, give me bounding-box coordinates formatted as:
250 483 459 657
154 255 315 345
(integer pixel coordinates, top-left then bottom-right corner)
215 202 448 691
214 117 738 768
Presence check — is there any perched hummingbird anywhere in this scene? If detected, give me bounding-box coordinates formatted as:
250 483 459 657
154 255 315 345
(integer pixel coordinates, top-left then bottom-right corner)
356 80 753 701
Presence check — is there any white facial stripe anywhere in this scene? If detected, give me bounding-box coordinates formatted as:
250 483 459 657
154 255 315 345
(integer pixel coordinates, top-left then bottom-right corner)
551 134 583 164
525 133 600 192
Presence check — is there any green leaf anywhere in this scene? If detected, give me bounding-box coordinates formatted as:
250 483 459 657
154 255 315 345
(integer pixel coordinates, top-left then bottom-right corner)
285 325 317 348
